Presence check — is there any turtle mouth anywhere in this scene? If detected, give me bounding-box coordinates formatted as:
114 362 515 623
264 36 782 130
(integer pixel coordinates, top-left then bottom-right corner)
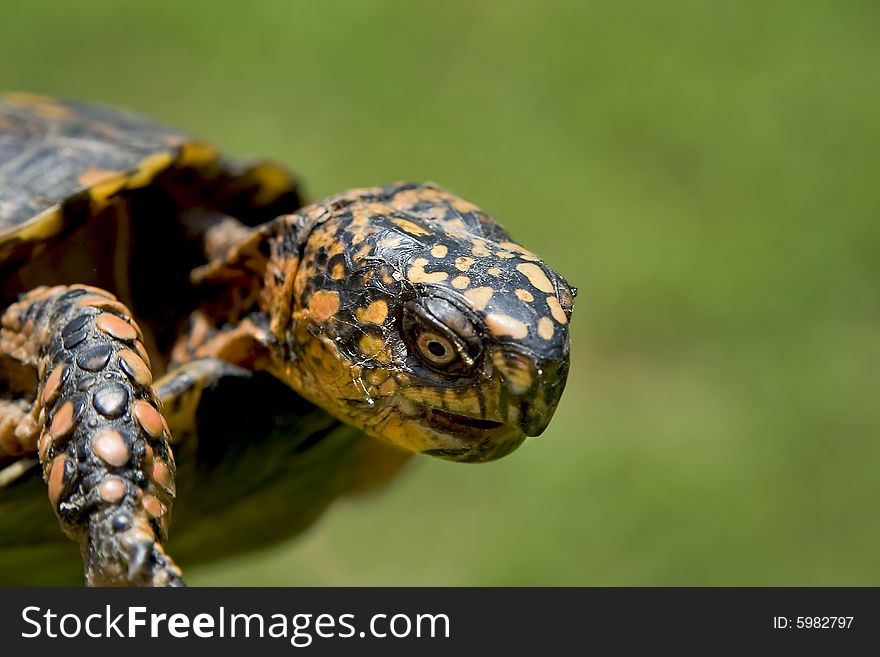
427 408 506 433
421 408 525 462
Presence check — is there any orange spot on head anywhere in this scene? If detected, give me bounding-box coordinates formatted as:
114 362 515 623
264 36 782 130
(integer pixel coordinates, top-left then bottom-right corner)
463 287 493 311
546 296 568 324
516 263 555 293
486 314 529 339
356 300 389 325
407 259 449 284
472 241 491 257
537 317 555 340
359 333 388 360
308 290 341 322
455 256 475 272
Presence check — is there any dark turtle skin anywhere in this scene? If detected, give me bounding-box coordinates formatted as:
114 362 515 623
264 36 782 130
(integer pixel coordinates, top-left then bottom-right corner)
0 94 575 586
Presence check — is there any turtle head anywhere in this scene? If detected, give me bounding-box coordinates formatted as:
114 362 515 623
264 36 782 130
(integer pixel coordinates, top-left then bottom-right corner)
275 182 574 463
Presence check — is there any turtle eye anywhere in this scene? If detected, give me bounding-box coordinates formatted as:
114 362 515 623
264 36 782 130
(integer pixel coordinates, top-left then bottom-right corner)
403 298 481 374
416 331 456 365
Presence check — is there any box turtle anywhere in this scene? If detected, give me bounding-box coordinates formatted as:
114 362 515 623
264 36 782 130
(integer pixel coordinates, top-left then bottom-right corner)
0 93 575 586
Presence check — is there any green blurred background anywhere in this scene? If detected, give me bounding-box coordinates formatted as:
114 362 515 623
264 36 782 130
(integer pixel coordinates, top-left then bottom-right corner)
2 0 878 585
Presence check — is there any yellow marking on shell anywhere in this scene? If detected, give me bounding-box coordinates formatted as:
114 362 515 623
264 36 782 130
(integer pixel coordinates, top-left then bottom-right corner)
331 263 346 280
356 300 389 325
245 161 296 206
451 275 470 289
422 206 448 221
487 267 502 276
358 334 390 362
5 93 73 119
89 176 127 208
308 290 341 322
472 241 491 257
4 207 64 244
516 263 555 293
178 141 218 169
79 168 123 187
537 317 555 340
125 152 175 189
486 313 529 339
463 287 493 311
515 288 535 302
354 202 391 224
390 186 449 210
407 258 449 284
455 256 475 272
495 250 515 259
390 217 430 236
546 296 568 324
430 244 448 258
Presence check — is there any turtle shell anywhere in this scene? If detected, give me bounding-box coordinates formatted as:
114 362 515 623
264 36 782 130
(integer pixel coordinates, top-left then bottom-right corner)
0 94 313 583
0 92 301 268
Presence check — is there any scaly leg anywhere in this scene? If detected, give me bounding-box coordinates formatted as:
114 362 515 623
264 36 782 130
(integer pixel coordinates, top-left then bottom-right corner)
0 285 181 586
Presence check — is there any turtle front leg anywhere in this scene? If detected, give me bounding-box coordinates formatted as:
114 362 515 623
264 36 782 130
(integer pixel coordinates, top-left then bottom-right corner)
0 285 182 586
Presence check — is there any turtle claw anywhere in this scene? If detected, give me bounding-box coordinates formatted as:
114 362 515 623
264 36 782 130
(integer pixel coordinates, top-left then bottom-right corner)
126 537 151 581
85 520 186 587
